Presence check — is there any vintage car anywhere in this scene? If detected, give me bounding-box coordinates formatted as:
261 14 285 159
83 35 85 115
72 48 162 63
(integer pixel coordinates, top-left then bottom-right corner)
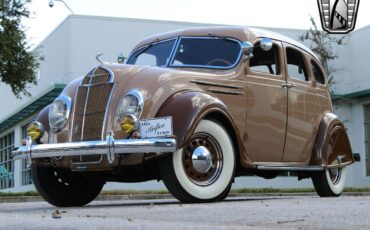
13 26 358 207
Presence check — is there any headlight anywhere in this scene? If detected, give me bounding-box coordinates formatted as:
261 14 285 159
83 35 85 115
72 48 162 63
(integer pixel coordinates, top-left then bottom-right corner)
116 89 144 121
26 121 44 141
120 114 139 134
49 96 71 133
116 89 143 134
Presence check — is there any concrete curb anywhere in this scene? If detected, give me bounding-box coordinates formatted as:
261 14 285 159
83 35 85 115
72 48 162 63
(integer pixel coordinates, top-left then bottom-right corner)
1 192 370 203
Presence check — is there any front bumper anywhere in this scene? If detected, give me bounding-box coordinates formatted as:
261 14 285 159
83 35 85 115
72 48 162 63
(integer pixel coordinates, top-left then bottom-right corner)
12 134 177 164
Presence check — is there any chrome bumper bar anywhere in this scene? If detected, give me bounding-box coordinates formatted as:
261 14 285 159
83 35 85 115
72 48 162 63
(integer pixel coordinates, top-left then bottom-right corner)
12 134 177 164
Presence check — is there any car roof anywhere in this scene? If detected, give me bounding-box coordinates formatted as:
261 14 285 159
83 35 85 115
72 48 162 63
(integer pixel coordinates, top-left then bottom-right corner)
132 26 320 62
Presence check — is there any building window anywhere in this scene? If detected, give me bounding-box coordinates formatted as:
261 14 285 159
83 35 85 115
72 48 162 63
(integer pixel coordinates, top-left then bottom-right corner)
21 124 33 185
0 132 15 189
365 105 370 176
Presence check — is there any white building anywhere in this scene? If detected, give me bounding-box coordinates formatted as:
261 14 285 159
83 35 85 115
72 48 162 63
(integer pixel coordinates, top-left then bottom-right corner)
0 15 369 192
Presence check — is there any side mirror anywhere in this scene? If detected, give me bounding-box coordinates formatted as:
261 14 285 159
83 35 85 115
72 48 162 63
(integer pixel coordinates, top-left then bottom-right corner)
241 42 254 58
117 53 126 64
260 38 273 51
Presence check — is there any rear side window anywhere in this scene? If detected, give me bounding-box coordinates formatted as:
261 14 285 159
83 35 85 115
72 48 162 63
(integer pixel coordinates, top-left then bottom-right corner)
311 60 326 85
250 42 280 75
286 48 309 81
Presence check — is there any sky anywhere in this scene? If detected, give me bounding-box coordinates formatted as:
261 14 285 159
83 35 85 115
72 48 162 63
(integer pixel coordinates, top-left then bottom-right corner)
23 0 370 47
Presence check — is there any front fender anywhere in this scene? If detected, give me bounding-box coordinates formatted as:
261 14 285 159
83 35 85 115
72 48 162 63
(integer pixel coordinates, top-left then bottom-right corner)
310 113 353 168
156 91 234 149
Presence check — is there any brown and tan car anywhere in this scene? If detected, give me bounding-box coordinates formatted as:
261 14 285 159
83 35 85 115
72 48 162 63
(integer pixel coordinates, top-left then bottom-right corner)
13 26 358 207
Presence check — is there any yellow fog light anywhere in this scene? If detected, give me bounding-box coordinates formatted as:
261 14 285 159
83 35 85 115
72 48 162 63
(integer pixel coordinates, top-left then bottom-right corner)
27 121 44 141
120 114 138 134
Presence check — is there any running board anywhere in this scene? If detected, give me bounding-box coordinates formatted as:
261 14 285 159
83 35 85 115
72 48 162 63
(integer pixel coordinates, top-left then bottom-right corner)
256 165 324 171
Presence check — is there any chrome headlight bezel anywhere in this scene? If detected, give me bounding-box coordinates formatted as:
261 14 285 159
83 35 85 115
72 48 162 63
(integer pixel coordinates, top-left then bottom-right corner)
26 121 45 141
49 96 71 133
116 89 144 121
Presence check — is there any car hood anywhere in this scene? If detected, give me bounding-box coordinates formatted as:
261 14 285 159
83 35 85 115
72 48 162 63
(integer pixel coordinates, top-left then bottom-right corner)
57 63 241 140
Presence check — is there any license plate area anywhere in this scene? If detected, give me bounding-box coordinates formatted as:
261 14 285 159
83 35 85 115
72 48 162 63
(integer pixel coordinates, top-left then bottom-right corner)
139 117 173 138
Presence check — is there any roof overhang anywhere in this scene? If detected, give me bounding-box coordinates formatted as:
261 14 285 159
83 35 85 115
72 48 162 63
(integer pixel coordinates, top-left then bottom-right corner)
0 84 65 133
332 89 370 101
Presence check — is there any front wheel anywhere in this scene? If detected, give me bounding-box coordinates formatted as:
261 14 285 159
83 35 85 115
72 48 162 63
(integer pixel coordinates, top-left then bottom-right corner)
160 119 235 203
311 166 347 197
32 165 105 207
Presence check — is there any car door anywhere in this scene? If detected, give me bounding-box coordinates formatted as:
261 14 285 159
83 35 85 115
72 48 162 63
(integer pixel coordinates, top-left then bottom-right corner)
245 40 287 163
282 44 320 163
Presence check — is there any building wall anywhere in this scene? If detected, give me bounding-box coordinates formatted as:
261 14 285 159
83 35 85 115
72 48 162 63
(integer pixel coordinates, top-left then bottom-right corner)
1 15 370 192
332 26 370 94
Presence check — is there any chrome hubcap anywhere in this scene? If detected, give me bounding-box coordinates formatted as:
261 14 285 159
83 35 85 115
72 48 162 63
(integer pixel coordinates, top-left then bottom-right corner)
182 133 223 186
191 146 213 173
328 168 341 185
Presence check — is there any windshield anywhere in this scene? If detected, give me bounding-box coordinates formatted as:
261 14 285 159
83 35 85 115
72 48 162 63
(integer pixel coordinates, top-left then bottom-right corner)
171 38 241 68
127 37 242 69
127 39 176 67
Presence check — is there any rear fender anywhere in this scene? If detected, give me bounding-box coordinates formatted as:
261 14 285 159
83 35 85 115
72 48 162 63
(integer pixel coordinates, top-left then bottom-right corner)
310 113 353 168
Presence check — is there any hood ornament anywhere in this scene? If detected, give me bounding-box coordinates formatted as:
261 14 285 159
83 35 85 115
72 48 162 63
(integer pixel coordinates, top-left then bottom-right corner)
96 53 107 64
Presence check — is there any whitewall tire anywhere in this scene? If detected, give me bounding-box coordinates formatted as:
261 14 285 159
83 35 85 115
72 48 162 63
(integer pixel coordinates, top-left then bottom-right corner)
312 166 347 197
160 119 235 202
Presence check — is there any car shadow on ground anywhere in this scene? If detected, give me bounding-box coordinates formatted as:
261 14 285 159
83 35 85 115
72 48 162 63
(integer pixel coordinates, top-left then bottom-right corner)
84 196 289 209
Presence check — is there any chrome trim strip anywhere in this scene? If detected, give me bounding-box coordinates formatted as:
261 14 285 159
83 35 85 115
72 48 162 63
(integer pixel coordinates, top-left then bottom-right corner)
12 137 177 160
167 37 180 66
80 82 116 87
121 89 144 119
49 95 72 133
69 77 82 142
80 67 98 141
207 88 244 95
100 65 115 140
257 165 324 171
168 36 243 70
190 80 243 89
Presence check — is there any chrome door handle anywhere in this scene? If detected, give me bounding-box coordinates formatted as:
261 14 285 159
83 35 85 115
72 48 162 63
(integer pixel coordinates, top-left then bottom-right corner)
281 83 297 89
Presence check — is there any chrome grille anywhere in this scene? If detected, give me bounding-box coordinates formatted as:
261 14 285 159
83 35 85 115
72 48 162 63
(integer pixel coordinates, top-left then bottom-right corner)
72 67 114 142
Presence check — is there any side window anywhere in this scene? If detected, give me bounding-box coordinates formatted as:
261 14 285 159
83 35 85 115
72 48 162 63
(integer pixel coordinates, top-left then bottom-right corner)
311 60 326 85
250 42 280 75
286 48 309 81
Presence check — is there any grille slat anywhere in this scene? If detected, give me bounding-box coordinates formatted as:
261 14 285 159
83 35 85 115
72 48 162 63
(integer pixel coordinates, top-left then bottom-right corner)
72 67 113 142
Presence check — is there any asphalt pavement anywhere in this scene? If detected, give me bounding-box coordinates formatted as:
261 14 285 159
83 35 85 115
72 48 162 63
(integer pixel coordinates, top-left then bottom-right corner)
0 195 369 229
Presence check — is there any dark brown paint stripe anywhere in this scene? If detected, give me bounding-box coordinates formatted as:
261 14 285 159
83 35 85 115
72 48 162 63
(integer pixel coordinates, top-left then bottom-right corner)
190 80 243 89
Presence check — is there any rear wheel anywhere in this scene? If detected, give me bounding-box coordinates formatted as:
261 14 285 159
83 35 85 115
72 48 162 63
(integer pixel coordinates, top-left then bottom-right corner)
160 119 235 203
312 166 347 197
31 165 104 207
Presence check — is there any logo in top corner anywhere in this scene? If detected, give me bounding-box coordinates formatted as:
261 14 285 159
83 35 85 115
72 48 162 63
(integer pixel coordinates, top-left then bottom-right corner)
317 0 360 34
